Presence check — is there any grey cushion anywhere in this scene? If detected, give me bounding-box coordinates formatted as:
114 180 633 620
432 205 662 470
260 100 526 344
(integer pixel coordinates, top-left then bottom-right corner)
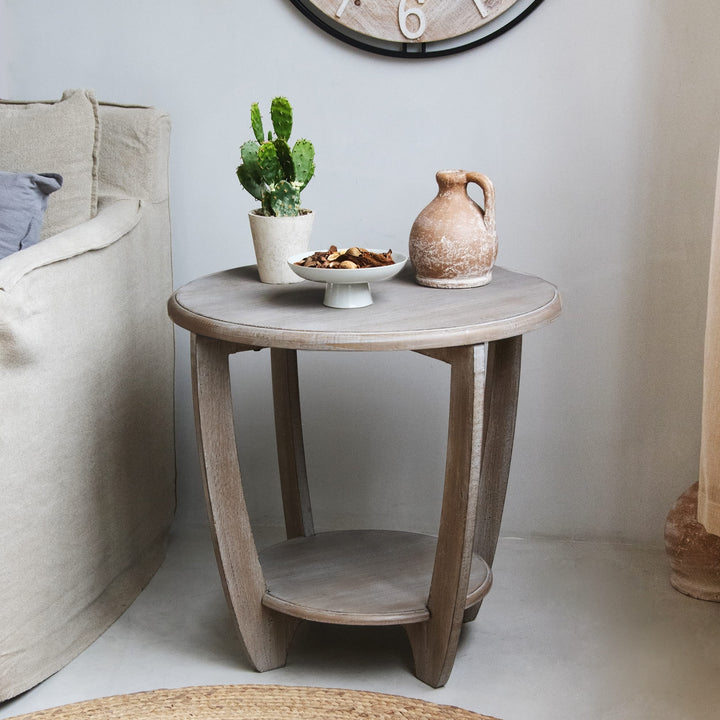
0 171 63 259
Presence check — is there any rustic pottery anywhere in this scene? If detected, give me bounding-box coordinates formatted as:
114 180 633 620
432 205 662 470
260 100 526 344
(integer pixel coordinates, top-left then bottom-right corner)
665 482 720 601
248 209 314 284
409 170 497 289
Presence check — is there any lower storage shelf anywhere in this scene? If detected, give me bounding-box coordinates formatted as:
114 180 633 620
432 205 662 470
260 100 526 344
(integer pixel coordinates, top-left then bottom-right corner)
259 529 492 626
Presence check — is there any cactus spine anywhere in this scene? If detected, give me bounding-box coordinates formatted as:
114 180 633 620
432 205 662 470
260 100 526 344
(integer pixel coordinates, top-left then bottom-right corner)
236 97 315 217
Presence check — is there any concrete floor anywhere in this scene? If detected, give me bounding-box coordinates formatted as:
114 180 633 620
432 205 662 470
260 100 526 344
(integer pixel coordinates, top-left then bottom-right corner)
2 525 719 720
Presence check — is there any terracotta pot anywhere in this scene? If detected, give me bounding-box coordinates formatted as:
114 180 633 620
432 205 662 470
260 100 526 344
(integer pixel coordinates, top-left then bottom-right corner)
248 209 314 284
409 170 497 288
665 482 720 601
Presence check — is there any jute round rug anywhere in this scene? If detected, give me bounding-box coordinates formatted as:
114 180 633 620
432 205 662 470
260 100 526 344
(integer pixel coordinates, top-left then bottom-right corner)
7 684 500 720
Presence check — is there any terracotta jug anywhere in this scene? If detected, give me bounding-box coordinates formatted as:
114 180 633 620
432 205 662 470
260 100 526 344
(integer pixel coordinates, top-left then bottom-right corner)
409 170 497 288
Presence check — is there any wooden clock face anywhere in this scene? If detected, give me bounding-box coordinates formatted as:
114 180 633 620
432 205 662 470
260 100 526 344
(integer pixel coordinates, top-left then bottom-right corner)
288 0 545 57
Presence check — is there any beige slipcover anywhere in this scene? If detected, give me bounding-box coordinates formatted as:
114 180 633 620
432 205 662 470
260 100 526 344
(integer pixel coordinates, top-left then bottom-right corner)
0 101 176 700
699 144 720 536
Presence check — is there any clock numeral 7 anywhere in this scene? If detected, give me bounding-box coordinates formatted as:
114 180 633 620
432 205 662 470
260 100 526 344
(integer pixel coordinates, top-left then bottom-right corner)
398 0 426 40
336 0 351 17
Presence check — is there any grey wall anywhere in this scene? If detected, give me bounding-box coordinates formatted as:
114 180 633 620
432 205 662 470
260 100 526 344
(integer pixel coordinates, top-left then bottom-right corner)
0 2 8 92
3 0 720 544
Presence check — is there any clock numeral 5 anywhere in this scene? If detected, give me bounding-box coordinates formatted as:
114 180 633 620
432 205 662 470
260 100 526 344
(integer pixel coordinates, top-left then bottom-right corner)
398 0 426 40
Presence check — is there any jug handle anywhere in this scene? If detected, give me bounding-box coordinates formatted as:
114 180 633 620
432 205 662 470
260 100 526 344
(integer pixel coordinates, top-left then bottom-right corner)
466 172 496 233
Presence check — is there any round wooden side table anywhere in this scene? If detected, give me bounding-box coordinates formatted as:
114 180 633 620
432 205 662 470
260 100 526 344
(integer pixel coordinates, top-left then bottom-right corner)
168 263 561 688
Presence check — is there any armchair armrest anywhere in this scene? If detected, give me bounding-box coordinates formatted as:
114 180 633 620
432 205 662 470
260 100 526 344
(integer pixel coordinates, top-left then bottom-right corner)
0 198 142 292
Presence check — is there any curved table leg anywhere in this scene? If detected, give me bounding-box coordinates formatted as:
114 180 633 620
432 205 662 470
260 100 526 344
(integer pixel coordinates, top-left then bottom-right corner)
192 334 299 671
271 348 314 539
464 335 522 623
405 344 486 688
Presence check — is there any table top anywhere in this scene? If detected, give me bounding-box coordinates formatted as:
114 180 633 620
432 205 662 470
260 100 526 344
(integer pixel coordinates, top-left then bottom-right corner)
168 264 561 351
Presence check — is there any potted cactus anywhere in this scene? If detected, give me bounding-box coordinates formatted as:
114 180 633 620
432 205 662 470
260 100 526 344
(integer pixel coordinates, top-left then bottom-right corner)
236 96 316 283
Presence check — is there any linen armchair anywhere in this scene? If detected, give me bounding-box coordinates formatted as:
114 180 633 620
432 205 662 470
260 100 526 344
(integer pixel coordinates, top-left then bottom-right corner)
0 93 176 700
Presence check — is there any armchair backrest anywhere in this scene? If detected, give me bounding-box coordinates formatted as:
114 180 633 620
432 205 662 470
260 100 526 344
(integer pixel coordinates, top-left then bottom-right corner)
97 102 171 205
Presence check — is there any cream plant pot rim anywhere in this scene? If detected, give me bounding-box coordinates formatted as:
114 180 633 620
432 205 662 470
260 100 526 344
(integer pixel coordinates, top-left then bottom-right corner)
248 208 315 284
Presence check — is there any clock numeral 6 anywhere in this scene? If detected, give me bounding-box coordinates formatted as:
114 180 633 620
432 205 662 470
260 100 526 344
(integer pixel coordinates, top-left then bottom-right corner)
398 0 426 40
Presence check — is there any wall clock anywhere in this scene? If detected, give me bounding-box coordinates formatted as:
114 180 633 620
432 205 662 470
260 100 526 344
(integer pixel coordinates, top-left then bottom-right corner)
288 0 545 58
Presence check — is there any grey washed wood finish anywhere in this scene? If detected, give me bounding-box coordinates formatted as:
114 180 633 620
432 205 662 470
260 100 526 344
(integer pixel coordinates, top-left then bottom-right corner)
169 264 559 350
191 335 299 671
260 530 492 625
463 335 522 623
405 343 488 687
271 348 314 539
170 263 560 688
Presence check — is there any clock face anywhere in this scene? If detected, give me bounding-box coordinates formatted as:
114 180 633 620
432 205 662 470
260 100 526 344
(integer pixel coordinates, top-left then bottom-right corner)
289 0 544 57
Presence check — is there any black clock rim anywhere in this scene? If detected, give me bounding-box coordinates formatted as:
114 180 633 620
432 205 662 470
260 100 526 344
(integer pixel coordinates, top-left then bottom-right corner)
287 0 546 58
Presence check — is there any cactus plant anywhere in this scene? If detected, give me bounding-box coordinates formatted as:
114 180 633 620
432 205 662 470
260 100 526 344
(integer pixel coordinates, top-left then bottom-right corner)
236 97 315 217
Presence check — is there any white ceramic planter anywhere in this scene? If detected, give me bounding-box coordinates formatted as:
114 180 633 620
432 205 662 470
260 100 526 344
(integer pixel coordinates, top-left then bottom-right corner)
248 209 314 284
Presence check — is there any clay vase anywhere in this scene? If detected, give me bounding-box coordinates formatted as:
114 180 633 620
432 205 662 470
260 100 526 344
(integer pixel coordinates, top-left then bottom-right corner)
665 482 720 601
409 170 497 288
